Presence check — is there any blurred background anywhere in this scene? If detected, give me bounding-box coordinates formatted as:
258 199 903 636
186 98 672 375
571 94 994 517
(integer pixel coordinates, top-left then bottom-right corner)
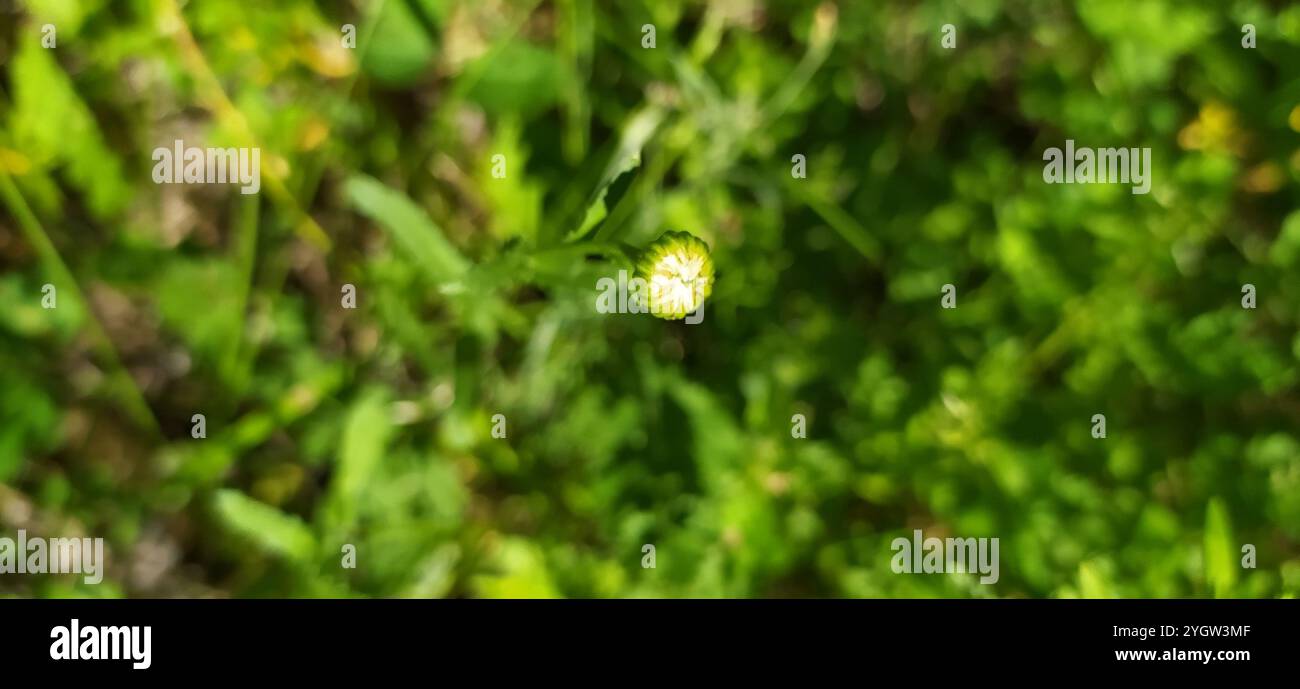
1 0 1299 598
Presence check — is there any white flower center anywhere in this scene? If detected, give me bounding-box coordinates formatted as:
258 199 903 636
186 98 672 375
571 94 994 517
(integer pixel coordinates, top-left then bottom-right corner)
649 250 707 314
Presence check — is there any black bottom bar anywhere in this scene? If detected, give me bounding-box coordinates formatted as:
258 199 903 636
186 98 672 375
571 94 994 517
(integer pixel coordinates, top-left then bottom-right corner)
0 598 1291 677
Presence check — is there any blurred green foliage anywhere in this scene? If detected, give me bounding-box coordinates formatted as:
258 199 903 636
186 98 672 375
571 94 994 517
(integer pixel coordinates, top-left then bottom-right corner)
1 0 1299 598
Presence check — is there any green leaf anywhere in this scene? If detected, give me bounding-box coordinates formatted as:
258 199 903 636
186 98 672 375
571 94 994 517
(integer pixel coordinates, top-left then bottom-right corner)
665 374 747 487
1077 561 1113 599
337 390 393 498
360 0 436 86
471 538 561 599
154 258 242 372
323 389 393 536
9 33 129 218
346 174 468 284
570 154 638 241
23 0 105 36
1269 210 1300 268
461 41 568 119
0 364 60 483
480 119 542 242
1204 498 1237 597
565 105 664 242
214 489 318 564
